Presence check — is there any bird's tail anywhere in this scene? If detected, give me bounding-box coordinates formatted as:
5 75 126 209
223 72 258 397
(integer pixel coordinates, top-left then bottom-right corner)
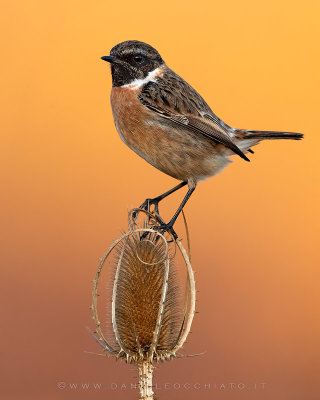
233 129 303 155
240 129 303 141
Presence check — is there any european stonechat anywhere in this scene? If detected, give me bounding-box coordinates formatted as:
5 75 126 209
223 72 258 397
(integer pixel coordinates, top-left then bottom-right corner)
101 40 303 237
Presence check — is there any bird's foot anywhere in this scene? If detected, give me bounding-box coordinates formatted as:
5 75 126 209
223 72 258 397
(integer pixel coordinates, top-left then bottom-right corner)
139 220 177 242
132 198 160 220
151 222 178 240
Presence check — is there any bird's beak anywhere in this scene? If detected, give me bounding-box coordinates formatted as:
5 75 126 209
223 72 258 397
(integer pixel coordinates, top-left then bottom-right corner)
101 55 115 63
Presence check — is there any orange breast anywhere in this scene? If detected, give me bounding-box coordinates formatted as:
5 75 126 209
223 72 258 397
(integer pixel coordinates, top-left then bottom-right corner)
111 86 151 150
111 86 183 174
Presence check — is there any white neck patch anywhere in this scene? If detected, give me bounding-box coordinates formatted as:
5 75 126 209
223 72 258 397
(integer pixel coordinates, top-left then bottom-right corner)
122 67 162 90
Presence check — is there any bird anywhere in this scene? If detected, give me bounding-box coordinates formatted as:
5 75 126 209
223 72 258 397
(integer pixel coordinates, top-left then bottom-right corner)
101 40 303 238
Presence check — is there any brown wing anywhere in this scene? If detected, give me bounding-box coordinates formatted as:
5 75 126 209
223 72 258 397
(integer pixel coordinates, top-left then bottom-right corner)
138 68 249 161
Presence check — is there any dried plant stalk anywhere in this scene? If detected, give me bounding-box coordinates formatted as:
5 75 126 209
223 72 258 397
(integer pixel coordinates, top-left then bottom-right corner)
91 210 196 399
138 360 154 399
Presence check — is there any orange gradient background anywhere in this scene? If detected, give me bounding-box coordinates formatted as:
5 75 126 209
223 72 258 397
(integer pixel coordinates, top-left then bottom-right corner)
1 1 319 399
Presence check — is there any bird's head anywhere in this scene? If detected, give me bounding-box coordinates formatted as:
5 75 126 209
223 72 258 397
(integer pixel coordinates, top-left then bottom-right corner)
101 40 164 87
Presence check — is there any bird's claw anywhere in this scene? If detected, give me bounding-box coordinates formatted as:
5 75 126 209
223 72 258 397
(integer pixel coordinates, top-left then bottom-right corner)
139 221 177 242
151 223 178 240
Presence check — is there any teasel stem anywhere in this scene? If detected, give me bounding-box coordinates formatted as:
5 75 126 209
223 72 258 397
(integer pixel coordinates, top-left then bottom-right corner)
138 360 154 400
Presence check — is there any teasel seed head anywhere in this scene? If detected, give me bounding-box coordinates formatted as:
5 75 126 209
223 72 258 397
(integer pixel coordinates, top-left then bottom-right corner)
91 209 196 399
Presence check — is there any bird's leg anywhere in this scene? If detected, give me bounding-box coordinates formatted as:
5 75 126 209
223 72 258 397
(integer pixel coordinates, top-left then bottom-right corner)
154 183 196 239
149 179 197 239
134 181 187 218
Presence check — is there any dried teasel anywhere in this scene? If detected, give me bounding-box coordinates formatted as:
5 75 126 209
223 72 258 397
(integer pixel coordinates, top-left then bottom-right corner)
91 209 196 400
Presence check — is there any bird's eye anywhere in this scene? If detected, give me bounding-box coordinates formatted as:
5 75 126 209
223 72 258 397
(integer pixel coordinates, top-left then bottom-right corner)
133 54 144 64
